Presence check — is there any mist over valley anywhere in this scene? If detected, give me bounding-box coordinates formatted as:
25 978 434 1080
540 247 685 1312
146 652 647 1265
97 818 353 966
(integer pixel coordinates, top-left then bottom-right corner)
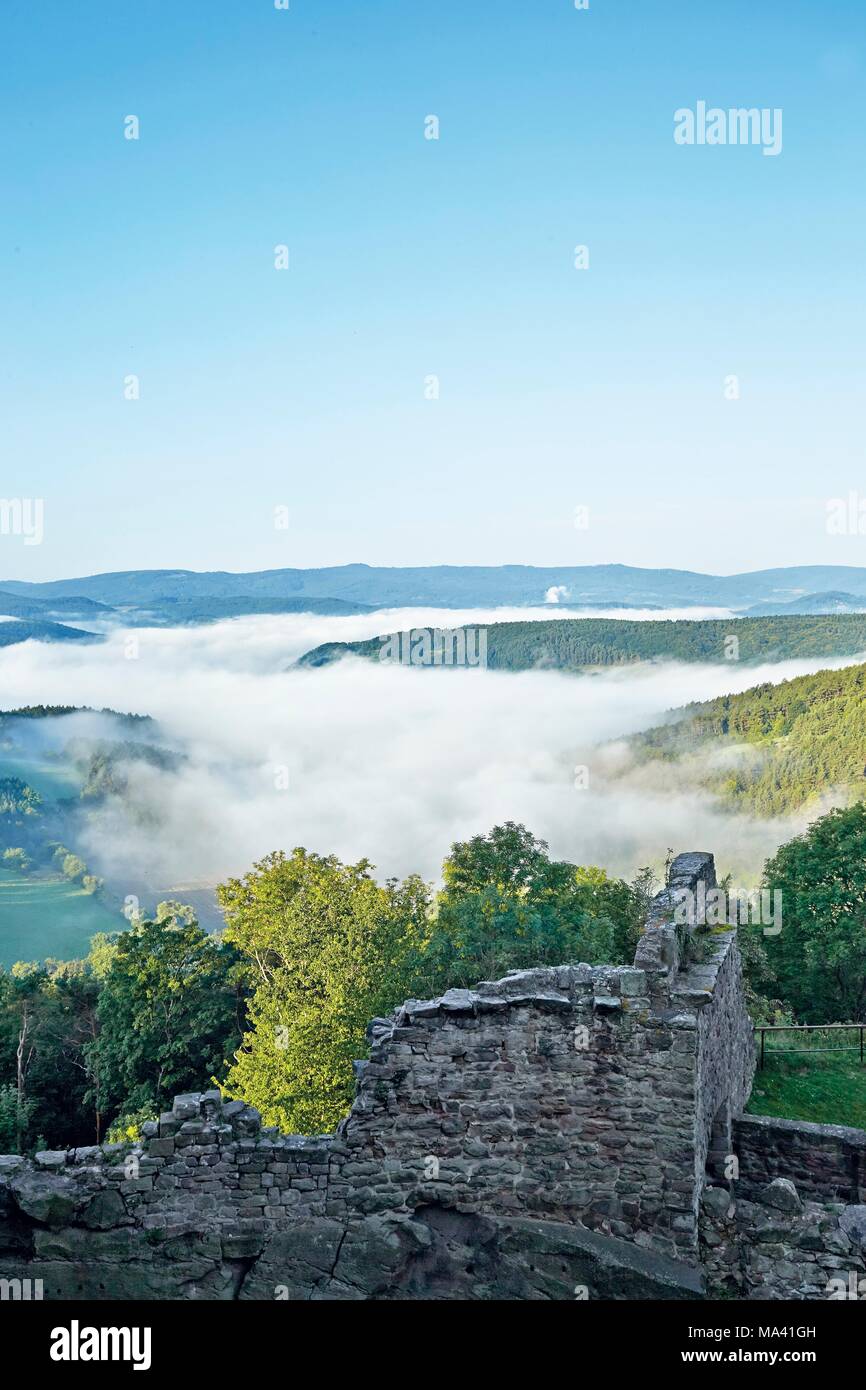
1 599 862 967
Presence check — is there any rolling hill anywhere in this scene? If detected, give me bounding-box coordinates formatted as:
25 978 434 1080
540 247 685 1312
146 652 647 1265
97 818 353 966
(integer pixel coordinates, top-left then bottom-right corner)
128 595 373 623
624 662 866 815
743 591 866 617
0 620 99 648
0 590 113 620
298 614 866 672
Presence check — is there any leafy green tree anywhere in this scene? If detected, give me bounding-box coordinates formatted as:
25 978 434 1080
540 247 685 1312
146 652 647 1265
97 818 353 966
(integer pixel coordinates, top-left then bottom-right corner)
219 850 430 1134
0 965 52 1151
418 823 651 993
0 960 104 1148
761 803 866 1022
0 778 42 816
441 822 568 899
57 851 86 882
2 847 31 873
85 905 245 1127
0 1084 33 1152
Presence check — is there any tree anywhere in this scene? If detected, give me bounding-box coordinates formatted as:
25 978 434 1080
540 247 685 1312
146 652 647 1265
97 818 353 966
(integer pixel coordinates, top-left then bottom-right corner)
0 1084 33 1152
761 803 866 1022
85 905 245 1127
57 851 86 882
419 823 651 993
2 847 31 873
219 849 430 1134
441 822 568 899
0 960 105 1148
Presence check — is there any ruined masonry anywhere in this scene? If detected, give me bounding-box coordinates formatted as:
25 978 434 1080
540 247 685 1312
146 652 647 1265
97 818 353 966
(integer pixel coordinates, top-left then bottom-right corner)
1 852 865 1300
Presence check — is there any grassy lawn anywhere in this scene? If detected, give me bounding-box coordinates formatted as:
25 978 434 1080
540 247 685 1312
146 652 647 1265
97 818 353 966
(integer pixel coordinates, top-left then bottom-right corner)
747 1046 866 1129
0 868 122 968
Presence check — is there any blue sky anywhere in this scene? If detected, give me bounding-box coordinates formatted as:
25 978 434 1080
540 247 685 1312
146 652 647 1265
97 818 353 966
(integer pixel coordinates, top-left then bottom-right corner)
1 0 864 580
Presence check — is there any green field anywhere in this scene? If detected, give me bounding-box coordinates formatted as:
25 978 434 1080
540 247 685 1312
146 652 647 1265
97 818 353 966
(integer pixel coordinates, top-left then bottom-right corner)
747 1047 866 1129
0 753 81 802
0 867 122 967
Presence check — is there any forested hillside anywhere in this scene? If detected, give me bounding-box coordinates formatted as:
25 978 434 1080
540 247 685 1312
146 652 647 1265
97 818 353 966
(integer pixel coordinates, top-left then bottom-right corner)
0 620 97 647
299 614 866 671
628 661 866 814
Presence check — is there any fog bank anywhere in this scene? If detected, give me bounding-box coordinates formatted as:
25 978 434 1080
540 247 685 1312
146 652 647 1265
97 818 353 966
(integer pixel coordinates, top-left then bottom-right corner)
0 610 856 897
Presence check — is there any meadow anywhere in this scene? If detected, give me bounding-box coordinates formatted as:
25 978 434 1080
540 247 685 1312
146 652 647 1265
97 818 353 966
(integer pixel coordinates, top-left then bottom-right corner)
0 866 121 968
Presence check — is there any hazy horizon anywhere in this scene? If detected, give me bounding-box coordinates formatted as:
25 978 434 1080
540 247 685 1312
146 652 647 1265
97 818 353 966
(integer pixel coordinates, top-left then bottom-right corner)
9 558 866 584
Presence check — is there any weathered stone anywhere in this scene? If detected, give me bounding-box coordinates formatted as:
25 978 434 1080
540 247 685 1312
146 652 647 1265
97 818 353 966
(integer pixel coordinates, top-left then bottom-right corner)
762 1178 802 1214
839 1205 866 1247
10 1172 77 1226
701 1186 734 1219
34 1150 66 1171
81 1188 127 1230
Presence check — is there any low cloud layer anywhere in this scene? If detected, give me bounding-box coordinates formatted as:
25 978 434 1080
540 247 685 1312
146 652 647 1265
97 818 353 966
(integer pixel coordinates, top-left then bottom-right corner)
0 609 858 903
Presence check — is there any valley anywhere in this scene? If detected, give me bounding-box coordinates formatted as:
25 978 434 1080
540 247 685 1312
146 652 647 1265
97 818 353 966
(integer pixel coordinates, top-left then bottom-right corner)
3 594 866 970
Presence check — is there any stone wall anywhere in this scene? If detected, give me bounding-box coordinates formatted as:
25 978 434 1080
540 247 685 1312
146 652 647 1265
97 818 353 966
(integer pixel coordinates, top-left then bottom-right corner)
733 1114 866 1205
701 1176 866 1300
0 850 860 1301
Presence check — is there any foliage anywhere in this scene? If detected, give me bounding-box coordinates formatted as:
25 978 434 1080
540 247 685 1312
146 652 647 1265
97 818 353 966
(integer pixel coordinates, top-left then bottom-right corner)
84 905 246 1126
0 777 42 817
0 907 232 1148
759 804 866 1022
218 827 652 1132
4 804 866 1148
414 823 651 994
0 1083 34 1152
629 661 866 814
55 848 87 882
3 847 31 873
219 849 431 1134
106 1105 157 1144
78 742 179 800
0 960 101 1149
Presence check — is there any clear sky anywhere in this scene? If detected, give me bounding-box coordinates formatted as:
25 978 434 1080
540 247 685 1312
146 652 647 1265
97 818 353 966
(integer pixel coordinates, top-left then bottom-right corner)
1 0 864 580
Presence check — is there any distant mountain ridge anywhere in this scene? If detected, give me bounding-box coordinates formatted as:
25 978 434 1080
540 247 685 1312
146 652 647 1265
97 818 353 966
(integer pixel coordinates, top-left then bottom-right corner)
0 588 372 634
0 590 111 618
10 563 866 610
126 595 373 622
743 591 866 617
